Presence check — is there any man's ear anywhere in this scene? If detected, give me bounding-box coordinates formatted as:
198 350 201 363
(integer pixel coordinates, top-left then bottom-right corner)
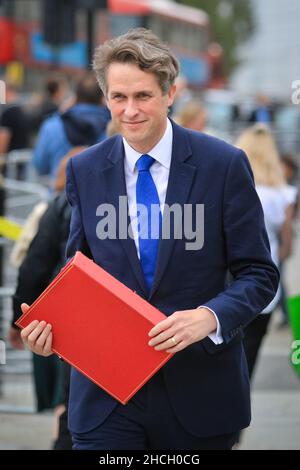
167 84 177 107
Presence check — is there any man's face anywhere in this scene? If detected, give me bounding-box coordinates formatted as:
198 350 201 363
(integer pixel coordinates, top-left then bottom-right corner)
106 62 176 153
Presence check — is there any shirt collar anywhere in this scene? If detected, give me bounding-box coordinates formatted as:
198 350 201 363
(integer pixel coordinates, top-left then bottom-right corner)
123 118 173 173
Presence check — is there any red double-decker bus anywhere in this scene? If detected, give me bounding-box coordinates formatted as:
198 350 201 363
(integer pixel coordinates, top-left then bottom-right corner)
0 0 224 90
105 0 224 89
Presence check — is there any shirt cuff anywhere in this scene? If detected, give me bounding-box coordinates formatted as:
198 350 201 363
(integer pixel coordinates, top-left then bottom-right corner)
198 306 224 345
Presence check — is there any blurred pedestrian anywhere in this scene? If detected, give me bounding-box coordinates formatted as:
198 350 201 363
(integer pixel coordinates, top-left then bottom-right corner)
0 83 31 178
173 101 207 132
8 150 82 449
236 124 294 378
277 154 299 326
248 93 274 125
33 72 110 182
29 74 69 133
170 75 193 116
8 188 71 409
8 104 104 447
173 100 229 140
281 154 298 185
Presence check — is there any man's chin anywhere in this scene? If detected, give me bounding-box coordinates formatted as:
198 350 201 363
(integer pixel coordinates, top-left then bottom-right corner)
123 131 145 144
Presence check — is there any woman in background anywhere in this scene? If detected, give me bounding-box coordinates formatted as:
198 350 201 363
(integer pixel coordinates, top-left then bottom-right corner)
235 124 294 379
173 101 207 132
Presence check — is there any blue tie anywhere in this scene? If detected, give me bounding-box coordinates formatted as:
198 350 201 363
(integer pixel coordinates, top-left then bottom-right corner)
136 154 162 292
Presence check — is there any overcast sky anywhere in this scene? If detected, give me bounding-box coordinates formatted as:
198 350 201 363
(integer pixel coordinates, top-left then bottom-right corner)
230 0 300 99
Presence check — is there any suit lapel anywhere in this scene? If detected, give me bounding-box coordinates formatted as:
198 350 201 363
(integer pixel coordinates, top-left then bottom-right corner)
101 136 148 296
100 124 198 300
149 122 197 299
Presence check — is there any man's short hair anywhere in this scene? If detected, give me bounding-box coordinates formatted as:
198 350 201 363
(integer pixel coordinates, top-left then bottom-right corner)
93 28 180 96
76 72 104 105
45 74 66 97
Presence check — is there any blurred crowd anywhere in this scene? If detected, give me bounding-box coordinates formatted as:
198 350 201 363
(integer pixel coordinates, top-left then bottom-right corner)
0 72 299 448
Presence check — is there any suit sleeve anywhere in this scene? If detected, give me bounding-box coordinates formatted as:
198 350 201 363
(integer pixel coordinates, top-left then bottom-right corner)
203 149 280 344
65 158 92 262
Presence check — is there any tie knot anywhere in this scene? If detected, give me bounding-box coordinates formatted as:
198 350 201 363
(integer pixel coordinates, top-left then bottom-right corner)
136 154 155 172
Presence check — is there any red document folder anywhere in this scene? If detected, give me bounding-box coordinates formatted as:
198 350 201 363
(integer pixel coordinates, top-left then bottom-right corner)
15 252 173 404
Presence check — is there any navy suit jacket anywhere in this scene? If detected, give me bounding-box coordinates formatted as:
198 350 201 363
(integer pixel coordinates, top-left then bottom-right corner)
65 120 279 437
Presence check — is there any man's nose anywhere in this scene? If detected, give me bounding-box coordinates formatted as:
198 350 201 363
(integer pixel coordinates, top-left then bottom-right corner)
124 100 139 118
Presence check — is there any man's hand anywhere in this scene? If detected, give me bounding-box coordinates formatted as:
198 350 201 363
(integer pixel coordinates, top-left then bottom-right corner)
20 303 53 357
148 307 217 353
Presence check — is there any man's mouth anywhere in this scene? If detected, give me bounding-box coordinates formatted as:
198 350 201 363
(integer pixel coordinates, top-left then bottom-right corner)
123 120 146 125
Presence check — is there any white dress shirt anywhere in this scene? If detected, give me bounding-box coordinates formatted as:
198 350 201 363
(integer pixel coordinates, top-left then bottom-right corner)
123 118 223 344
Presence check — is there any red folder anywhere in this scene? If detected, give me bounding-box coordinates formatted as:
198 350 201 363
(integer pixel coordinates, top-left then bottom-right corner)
15 252 173 404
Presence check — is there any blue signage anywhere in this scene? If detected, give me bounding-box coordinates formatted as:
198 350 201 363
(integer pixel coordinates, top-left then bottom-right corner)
31 32 87 68
177 54 210 86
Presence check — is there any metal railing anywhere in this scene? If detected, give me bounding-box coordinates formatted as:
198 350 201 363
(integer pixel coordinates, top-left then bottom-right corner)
0 150 50 413
0 149 51 188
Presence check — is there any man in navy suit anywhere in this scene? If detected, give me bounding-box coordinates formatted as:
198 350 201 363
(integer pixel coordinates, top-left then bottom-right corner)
21 28 279 450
